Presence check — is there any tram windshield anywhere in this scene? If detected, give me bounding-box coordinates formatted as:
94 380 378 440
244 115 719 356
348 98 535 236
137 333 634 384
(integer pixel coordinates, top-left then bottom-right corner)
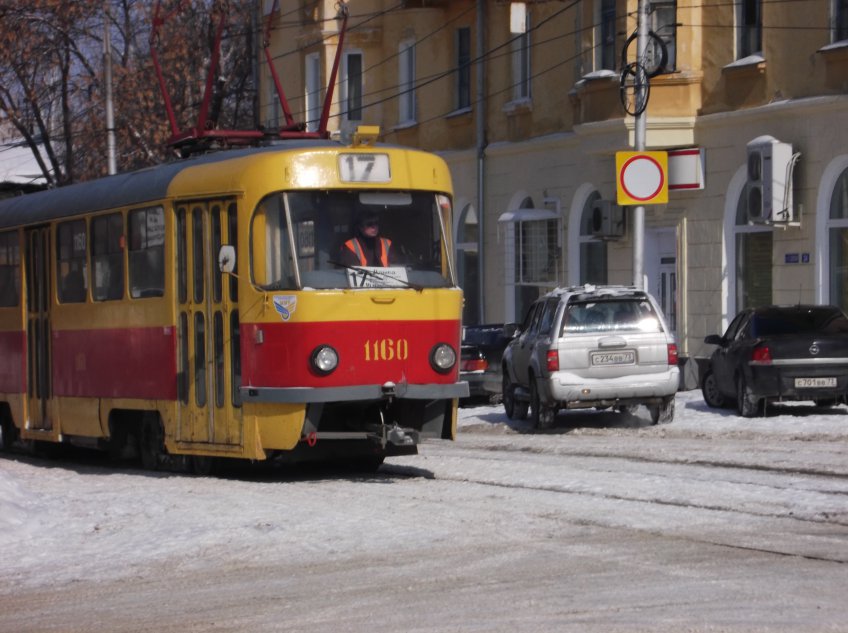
251 190 454 290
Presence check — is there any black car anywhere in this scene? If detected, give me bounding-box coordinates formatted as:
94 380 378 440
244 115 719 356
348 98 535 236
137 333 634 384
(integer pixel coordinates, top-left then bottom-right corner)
460 323 517 403
701 304 848 416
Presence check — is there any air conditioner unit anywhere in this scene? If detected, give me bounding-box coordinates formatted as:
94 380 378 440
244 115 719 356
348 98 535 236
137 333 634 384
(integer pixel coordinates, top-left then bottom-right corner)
746 136 796 224
591 200 625 239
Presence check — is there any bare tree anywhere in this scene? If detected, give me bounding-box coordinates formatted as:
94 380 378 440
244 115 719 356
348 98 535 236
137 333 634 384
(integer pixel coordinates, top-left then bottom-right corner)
0 0 258 185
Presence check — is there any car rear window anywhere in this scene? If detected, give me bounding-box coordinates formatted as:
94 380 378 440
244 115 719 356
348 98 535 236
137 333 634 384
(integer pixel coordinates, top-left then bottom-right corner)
751 308 848 337
562 298 661 334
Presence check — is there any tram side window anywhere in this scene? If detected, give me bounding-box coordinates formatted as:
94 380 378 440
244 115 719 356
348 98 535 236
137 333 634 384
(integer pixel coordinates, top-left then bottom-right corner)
129 206 165 298
251 194 295 289
91 213 125 301
0 231 21 308
57 220 88 303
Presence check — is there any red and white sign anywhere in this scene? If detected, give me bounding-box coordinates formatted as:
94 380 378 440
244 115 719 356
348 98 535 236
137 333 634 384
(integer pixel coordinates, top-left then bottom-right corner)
668 148 705 190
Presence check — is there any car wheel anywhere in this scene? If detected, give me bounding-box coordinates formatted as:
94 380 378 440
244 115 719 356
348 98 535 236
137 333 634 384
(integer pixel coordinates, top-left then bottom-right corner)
649 395 675 425
814 398 839 408
701 369 726 408
502 371 527 420
736 374 762 418
530 377 556 430
502 371 516 419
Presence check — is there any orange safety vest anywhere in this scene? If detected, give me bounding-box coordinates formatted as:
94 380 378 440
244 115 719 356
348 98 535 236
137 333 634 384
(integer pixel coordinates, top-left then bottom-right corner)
343 237 392 267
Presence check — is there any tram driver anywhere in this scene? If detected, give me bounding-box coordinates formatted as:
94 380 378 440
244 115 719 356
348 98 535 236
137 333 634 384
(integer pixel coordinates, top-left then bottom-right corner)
338 210 398 268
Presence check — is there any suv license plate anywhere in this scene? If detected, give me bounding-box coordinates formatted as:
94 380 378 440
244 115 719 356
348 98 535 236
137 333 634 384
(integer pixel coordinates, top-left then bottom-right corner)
591 350 636 366
794 377 837 388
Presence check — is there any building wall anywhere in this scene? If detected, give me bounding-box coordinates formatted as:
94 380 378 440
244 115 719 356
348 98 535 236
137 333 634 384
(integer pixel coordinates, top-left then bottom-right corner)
262 0 848 386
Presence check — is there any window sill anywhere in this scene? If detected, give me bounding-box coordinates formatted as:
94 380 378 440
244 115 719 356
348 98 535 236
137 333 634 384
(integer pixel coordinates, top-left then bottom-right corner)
819 39 848 62
722 53 766 75
577 69 618 83
445 106 472 119
392 120 418 132
570 69 617 95
503 97 532 116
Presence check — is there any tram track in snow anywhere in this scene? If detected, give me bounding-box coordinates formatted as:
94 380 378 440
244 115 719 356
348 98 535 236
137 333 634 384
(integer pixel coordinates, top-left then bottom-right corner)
384 448 848 566
446 432 848 481
387 459 848 529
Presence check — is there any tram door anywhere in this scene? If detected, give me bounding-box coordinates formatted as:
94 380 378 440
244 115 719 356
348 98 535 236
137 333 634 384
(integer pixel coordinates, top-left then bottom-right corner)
176 200 242 446
25 227 52 431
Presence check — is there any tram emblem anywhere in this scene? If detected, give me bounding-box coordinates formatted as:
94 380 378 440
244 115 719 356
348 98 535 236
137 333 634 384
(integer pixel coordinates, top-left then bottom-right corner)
273 295 297 321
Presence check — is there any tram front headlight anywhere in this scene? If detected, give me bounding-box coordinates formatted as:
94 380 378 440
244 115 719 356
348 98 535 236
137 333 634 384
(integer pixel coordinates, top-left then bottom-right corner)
311 345 339 375
429 343 457 374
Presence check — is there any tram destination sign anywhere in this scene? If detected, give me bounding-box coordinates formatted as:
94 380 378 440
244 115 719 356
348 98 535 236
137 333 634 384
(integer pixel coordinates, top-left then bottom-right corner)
339 153 391 183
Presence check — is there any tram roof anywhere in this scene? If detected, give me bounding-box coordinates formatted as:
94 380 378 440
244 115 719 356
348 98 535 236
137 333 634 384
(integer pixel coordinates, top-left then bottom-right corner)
0 141 340 230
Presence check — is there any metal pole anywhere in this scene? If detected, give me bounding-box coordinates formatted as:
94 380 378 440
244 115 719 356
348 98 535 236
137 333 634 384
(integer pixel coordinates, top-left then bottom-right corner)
104 1 117 175
476 0 487 323
632 0 648 289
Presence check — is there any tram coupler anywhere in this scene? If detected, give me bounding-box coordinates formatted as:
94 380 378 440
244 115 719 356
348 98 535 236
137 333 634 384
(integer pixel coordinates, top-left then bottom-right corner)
365 423 417 449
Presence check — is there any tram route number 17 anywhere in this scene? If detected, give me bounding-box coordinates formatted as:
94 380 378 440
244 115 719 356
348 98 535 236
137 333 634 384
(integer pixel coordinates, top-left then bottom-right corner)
339 153 391 183
364 338 409 361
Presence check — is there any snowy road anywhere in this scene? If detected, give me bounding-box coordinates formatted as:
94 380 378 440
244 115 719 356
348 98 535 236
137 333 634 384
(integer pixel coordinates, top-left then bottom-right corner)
1 391 848 632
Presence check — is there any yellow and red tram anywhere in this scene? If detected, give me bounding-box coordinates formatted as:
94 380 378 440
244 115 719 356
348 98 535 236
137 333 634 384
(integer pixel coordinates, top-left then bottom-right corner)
0 128 467 471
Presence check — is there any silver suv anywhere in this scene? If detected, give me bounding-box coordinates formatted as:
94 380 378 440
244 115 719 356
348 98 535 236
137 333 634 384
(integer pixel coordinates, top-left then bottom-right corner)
502 285 679 428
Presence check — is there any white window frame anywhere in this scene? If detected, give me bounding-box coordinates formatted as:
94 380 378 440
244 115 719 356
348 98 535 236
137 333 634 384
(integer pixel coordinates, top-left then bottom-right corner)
398 40 417 125
816 155 848 307
341 50 363 123
567 185 608 286
735 0 762 59
304 53 321 133
510 3 531 101
831 0 848 42
499 205 561 322
595 0 616 71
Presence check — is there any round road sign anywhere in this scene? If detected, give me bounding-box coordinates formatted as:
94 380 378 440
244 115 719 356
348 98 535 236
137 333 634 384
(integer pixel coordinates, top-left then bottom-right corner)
616 151 668 205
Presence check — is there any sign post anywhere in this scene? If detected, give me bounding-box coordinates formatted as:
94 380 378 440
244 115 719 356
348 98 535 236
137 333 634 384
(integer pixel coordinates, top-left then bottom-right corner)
632 0 648 289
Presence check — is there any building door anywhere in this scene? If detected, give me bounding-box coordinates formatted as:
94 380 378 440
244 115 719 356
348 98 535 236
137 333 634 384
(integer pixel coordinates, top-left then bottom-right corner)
646 228 677 334
175 200 241 447
25 226 52 431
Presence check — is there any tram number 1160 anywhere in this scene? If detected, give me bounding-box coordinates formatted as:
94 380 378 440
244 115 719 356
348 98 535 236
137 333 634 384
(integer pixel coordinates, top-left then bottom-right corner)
364 338 409 362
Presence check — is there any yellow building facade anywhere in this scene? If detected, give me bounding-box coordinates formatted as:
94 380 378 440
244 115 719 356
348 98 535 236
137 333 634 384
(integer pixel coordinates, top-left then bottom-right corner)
263 0 848 386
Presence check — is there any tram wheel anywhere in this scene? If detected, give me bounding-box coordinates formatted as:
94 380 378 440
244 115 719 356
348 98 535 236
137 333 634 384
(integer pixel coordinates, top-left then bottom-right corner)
190 455 216 476
0 417 19 452
139 414 164 471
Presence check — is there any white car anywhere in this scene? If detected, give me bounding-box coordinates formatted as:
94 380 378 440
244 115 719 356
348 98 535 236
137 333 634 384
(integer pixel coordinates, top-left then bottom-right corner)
502 285 680 428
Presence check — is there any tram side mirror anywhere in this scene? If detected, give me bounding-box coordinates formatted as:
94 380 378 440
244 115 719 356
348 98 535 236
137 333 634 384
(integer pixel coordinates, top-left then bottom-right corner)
218 245 236 273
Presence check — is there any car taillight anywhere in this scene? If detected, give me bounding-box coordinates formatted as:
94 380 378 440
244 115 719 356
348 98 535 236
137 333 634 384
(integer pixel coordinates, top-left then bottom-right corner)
667 343 679 366
751 345 772 365
546 350 559 372
461 359 488 372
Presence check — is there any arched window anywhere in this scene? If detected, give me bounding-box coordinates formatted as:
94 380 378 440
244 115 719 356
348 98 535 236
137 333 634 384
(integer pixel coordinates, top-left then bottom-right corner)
499 195 560 322
735 188 772 309
579 191 607 284
828 167 848 311
513 196 539 321
456 203 480 325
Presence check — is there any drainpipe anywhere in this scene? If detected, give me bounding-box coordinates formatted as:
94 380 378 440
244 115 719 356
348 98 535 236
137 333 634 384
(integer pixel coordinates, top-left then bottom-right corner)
476 0 487 323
